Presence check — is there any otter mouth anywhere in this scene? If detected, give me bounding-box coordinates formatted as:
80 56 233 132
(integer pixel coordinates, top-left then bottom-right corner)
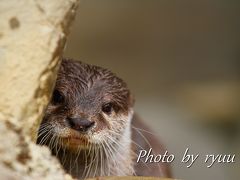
60 135 92 148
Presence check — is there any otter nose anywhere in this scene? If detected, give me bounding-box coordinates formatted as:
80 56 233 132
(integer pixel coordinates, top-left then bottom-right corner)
67 117 95 132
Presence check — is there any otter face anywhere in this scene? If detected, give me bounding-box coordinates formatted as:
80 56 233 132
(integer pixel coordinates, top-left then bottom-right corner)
37 59 134 150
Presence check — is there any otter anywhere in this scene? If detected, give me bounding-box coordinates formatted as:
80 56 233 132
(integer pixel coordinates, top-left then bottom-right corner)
37 58 171 179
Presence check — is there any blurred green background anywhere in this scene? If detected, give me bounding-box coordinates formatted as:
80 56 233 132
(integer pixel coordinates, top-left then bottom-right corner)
64 0 240 179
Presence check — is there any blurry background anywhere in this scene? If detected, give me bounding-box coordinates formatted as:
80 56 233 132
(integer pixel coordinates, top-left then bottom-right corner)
64 0 240 179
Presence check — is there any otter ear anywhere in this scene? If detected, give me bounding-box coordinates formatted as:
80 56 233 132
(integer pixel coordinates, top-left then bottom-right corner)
129 93 135 107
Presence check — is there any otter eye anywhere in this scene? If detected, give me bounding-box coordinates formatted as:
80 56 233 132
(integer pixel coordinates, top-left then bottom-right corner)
52 90 64 104
102 103 113 114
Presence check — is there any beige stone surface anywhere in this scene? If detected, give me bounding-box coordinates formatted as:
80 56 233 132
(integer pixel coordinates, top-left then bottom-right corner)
0 0 78 140
0 0 79 179
87 177 177 180
0 120 69 179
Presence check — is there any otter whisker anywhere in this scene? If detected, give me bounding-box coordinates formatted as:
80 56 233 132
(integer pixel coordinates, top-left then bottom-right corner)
133 127 164 176
100 142 106 176
74 145 81 176
132 125 158 136
114 131 146 168
104 135 130 175
93 146 100 178
37 128 52 145
37 123 51 137
55 136 62 157
101 140 110 176
37 129 49 141
50 134 56 151
84 144 97 178
130 140 151 171
48 134 55 151
102 138 118 175
61 140 68 167
37 129 49 139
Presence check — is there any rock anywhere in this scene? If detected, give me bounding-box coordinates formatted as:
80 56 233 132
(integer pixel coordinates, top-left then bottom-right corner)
0 0 79 179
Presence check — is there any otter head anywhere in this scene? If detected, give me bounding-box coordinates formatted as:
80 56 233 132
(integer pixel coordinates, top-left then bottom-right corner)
37 59 134 150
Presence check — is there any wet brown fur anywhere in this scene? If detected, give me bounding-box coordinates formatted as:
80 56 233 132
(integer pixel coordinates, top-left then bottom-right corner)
37 58 171 179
